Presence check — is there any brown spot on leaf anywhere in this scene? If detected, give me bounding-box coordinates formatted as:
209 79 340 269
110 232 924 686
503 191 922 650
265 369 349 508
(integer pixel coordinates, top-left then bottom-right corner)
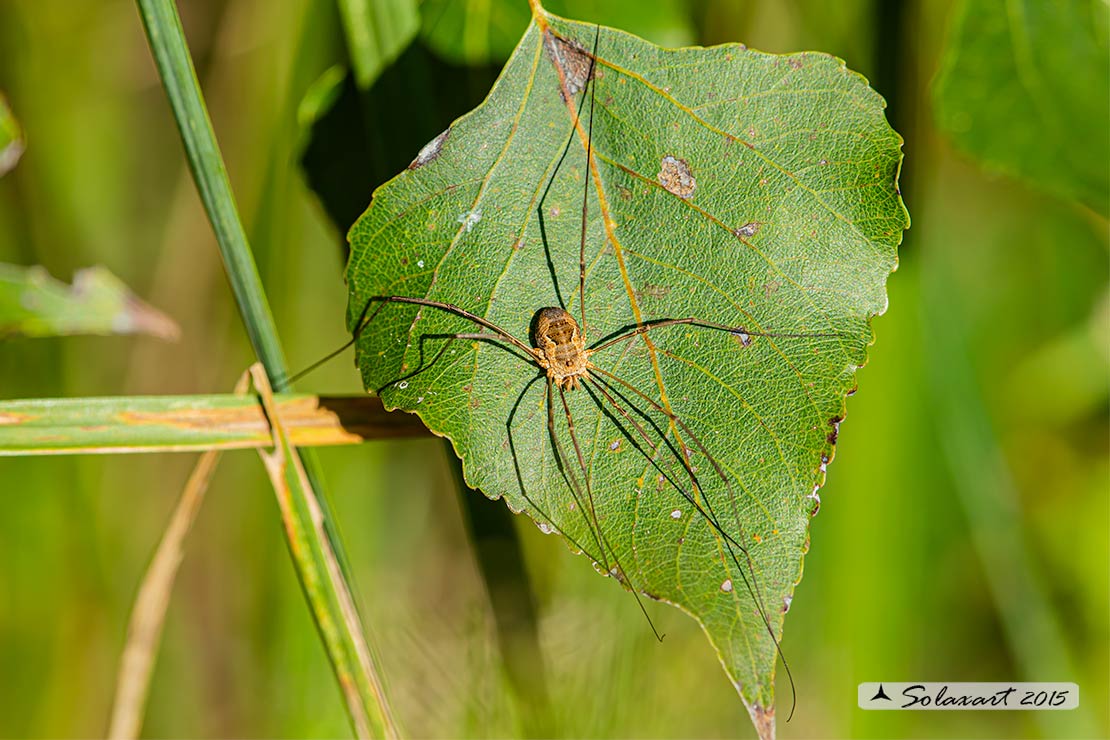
808 491 821 517
636 283 670 301
658 155 696 199
749 703 774 740
734 222 761 238
543 31 593 98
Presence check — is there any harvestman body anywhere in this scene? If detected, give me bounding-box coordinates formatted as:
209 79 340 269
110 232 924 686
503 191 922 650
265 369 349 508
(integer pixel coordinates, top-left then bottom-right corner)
532 307 590 390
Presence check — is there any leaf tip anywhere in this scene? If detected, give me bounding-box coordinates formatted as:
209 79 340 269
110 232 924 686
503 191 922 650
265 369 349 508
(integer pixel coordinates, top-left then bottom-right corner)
748 702 775 740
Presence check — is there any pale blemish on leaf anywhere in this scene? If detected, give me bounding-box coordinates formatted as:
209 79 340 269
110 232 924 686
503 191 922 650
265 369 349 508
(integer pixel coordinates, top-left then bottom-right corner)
409 129 450 169
456 208 482 232
734 222 761 238
658 155 696 198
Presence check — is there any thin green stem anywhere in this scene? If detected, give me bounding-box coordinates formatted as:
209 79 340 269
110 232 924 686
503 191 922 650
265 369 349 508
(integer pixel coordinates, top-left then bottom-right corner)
134 1 398 735
135 0 287 380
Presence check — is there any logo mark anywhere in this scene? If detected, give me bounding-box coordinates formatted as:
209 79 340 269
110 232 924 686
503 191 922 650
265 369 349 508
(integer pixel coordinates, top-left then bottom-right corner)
870 684 892 701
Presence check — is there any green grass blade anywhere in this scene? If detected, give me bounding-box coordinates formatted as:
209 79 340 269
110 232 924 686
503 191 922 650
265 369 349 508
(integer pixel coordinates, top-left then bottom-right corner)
108 446 225 740
0 393 427 455
134 1 399 734
921 256 1099 738
134 0 286 377
251 366 399 740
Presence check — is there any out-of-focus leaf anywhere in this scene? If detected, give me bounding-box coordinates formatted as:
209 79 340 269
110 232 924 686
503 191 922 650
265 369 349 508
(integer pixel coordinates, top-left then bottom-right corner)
420 0 694 64
337 0 420 88
933 0 1109 215
1005 288 1110 424
347 6 907 735
0 264 179 340
299 42 500 237
0 93 23 177
420 0 531 63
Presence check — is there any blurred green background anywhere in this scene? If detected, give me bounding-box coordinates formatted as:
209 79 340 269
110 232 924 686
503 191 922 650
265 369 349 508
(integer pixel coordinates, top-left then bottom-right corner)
0 0 1106 738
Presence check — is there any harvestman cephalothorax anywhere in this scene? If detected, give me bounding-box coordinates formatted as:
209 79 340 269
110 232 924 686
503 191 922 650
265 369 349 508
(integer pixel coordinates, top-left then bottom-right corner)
300 23 851 721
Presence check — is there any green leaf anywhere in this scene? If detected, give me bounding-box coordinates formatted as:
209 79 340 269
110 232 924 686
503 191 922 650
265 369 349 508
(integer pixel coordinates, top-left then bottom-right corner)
347 8 906 734
0 92 24 177
0 264 179 339
933 0 1109 215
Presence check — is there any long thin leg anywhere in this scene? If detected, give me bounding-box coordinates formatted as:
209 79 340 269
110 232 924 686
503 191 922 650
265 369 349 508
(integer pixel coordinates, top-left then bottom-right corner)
545 378 608 567
590 316 845 354
505 373 597 562
289 296 406 384
578 27 601 335
350 295 535 356
580 378 722 541
370 330 531 396
546 378 664 642
536 29 601 312
287 337 359 384
582 374 768 634
291 293 535 384
588 366 797 718
584 374 754 570
453 332 530 356
556 384 601 531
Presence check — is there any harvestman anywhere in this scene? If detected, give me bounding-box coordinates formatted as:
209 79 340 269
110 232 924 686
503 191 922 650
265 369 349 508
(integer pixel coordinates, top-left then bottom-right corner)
303 25 843 719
